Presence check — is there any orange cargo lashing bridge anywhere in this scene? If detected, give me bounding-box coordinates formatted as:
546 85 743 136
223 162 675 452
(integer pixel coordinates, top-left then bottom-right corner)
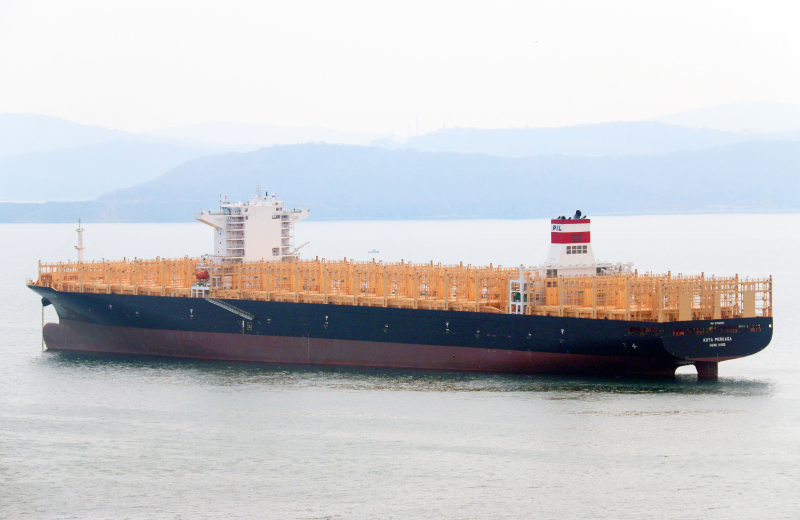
30 257 772 323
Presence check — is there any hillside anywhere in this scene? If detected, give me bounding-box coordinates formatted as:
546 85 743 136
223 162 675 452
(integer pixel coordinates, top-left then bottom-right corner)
373 121 800 157
0 140 214 202
3 141 797 222
144 122 388 147
0 113 144 157
650 101 800 133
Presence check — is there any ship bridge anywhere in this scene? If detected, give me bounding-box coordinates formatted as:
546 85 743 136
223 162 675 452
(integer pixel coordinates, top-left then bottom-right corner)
195 186 309 265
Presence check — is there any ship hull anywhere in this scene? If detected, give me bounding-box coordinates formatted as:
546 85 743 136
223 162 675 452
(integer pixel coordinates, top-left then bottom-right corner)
31 287 773 377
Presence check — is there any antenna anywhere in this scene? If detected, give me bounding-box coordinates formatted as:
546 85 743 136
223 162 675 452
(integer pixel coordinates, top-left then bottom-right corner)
75 219 85 263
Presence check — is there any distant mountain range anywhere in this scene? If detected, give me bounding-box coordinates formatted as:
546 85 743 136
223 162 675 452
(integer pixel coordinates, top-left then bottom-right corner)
143 122 387 147
0 113 389 202
0 112 383 159
649 101 800 133
0 113 140 157
0 140 214 202
2 101 799 221
2 141 797 222
372 121 800 157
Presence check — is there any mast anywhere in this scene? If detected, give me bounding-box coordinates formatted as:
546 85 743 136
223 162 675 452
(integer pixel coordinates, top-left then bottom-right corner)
75 219 85 263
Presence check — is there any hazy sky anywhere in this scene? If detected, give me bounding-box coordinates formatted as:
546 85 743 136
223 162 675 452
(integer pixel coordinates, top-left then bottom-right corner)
1 0 799 134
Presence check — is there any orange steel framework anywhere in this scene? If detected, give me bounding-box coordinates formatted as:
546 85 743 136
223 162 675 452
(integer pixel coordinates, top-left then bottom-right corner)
29 257 772 322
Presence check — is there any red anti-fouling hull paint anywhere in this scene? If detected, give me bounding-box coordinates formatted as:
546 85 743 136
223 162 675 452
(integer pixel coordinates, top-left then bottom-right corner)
44 320 679 376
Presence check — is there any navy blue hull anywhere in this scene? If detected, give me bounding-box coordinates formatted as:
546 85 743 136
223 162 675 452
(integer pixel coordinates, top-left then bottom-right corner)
30 286 773 376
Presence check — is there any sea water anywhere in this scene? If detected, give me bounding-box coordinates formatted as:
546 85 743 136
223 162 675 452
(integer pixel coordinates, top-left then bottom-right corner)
2 215 799 519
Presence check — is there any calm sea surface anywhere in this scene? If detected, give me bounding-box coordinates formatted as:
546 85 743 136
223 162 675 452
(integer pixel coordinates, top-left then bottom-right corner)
2 215 799 519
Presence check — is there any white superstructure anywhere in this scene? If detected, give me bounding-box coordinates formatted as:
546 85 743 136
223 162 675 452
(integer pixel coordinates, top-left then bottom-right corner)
539 210 631 278
195 186 310 264
508 210 633 315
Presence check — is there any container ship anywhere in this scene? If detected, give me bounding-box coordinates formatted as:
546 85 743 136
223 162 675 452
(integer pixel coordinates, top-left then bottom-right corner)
28 189 773 378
